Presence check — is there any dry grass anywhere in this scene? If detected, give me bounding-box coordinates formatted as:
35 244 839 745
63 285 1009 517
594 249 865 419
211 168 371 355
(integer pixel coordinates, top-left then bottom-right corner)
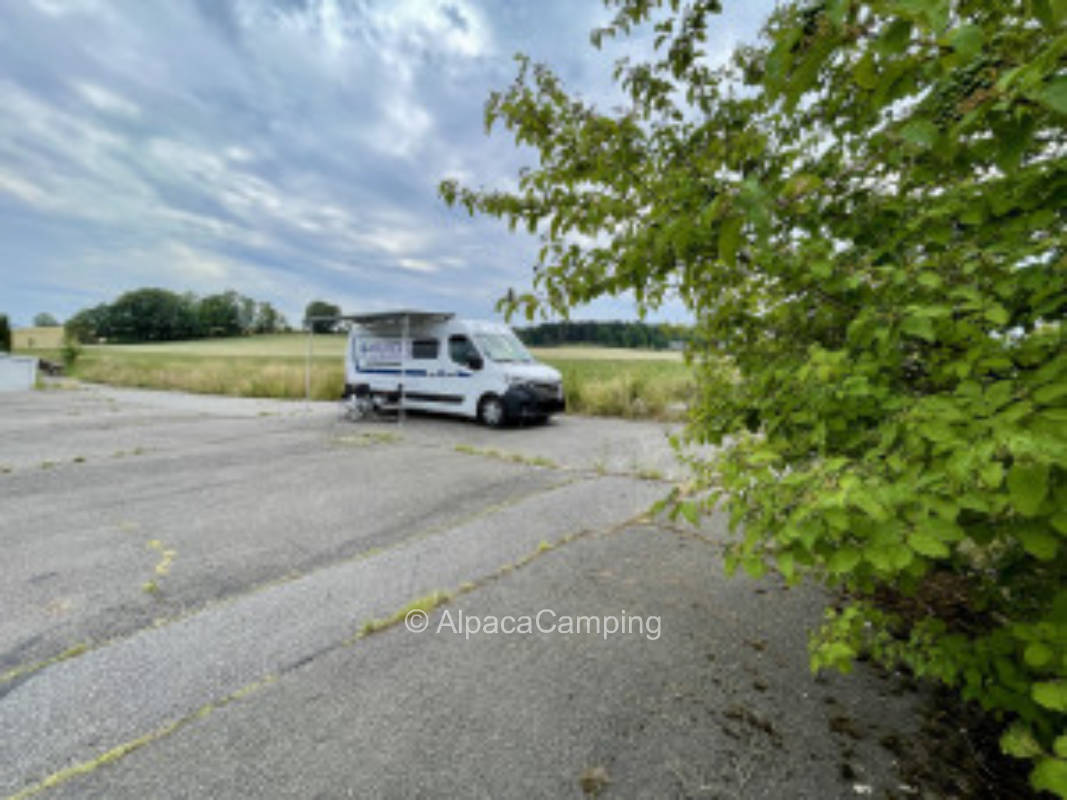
83 333 347 358
70 353 344 401
21 336 697 419
530 345 683 362
540 357 694 420
12 326 65 350
50 334 682 362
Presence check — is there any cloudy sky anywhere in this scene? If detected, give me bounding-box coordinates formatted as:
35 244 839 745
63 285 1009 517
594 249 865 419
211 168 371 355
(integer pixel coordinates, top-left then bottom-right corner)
0 0 774 328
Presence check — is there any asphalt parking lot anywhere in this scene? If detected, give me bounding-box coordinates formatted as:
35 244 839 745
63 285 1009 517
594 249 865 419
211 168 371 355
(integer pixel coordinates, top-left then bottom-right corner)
0 386 924 798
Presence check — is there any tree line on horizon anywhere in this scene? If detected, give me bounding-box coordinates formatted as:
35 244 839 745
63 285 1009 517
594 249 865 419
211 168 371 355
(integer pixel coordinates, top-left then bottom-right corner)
65 288 289 343
514 319 690 350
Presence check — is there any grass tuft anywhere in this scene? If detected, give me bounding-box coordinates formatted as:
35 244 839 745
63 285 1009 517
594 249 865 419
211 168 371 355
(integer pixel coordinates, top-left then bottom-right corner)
358 590 452 637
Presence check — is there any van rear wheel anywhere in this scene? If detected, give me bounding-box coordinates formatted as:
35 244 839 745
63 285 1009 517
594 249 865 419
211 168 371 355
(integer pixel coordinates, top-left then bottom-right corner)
478 395 506 428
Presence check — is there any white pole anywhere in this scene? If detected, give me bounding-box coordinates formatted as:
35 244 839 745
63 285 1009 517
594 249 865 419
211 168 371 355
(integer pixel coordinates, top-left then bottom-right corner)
400 313 408 427
305 323 312 411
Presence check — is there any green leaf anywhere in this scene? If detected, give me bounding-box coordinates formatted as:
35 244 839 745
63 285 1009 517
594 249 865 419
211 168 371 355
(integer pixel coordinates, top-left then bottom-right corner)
1034 382 1067 404
960 203 985 225
1052 512 1067 537
1033 681 1067 712
718 216 742 266
981 462 1004 488
1019 527 1059 561
678 501 700 526
921 517 964 542
741 554 767 578
917 271 942 289
1001 721 1044 758
1056 736 1067 759
908 530 950 558
777 550 796 580
826 0 849 27
1024 642 1054 668
812 260 832 279
1036 77 1067 116
829 547 861 574
985 304 1009 326
901 313 935 341
900 119 939 148
853 52 877 90
1031 0 1054 27
878 18 913 54
783 173 822 198
1031 756 1067 797
948 24 984 61
1007 463 1049 516
890 544 914 570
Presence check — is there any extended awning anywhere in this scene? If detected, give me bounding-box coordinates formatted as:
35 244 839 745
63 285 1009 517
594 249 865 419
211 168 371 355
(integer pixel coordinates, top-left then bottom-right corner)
303 309 456 424
338 310 454 332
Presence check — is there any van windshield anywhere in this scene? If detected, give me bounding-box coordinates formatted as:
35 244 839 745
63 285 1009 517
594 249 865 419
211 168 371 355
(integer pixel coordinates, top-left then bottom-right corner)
473 333 533 363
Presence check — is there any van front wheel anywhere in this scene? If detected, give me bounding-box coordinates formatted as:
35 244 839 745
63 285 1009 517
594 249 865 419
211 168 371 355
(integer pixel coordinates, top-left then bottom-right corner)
478 395 506 428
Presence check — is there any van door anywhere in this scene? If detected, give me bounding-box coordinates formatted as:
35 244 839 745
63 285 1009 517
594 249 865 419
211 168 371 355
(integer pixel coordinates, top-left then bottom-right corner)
402 336 459 410
437 333 484 416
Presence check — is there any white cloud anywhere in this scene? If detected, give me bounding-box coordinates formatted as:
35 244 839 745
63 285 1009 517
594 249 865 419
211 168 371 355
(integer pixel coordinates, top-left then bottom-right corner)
0 170 51 208
397 257 437 273
29 0 110 19
365 0 492 58
2 0 765 326
72 80 140 117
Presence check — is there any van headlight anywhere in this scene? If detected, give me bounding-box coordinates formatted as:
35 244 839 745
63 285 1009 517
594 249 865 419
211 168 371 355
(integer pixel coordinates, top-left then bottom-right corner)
505 375 527 386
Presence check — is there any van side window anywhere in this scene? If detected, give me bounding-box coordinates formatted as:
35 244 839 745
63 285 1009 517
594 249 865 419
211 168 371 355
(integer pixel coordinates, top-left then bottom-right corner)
448 335 480 369
411 338 439 359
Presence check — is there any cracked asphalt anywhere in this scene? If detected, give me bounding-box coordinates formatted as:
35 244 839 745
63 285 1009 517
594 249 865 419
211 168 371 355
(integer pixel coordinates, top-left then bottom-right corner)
0 386 924 799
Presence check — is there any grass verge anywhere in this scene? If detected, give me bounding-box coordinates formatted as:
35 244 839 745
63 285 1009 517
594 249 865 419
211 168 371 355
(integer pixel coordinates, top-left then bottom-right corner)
20 338 696 420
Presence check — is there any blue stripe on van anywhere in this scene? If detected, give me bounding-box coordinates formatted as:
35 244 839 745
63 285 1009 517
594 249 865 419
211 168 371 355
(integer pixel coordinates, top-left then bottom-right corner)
355 368 427 376
355 368 473 377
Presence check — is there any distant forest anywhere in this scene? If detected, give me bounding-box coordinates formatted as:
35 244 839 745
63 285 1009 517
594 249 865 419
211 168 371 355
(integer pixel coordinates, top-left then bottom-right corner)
66 288 288 343
514 320 690 350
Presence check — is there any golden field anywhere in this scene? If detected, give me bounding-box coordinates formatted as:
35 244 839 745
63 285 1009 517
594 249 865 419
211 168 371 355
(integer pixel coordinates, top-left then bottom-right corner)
18 334 694 419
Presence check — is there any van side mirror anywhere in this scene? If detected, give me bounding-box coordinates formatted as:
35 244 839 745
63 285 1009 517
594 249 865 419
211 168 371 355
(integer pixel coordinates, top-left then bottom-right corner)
468 355 483 371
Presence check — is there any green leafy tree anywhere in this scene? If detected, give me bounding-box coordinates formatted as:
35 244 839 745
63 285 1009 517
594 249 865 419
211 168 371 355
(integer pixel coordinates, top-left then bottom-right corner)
443 0 1066 792
304 300 341 334
108 288 199 342
238 296 257 334
253 301 285 334
65 304 111 343
33 312 60 327
0 314 10 352
197 291 243 337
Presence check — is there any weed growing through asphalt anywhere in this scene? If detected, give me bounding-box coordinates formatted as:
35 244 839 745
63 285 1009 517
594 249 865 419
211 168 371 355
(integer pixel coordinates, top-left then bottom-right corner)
142 540 176 595
453 444 559 469
359 591 451 637
334 431 401 447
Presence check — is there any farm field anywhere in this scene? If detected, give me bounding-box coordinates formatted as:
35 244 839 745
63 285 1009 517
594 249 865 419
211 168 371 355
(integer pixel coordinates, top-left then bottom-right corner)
11 326 65 350
20 335 695 419
73 334 685 361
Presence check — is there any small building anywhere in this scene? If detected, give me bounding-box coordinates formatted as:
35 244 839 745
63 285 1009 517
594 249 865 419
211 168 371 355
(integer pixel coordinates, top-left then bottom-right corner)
0 354 38 391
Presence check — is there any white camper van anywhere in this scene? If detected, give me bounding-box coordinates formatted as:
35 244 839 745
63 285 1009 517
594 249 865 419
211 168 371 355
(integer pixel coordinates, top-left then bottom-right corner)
342 311 564 426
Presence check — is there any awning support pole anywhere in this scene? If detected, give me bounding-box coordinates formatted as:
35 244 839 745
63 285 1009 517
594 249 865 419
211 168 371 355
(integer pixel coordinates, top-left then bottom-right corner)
400 313 408 427
305 324 312 411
